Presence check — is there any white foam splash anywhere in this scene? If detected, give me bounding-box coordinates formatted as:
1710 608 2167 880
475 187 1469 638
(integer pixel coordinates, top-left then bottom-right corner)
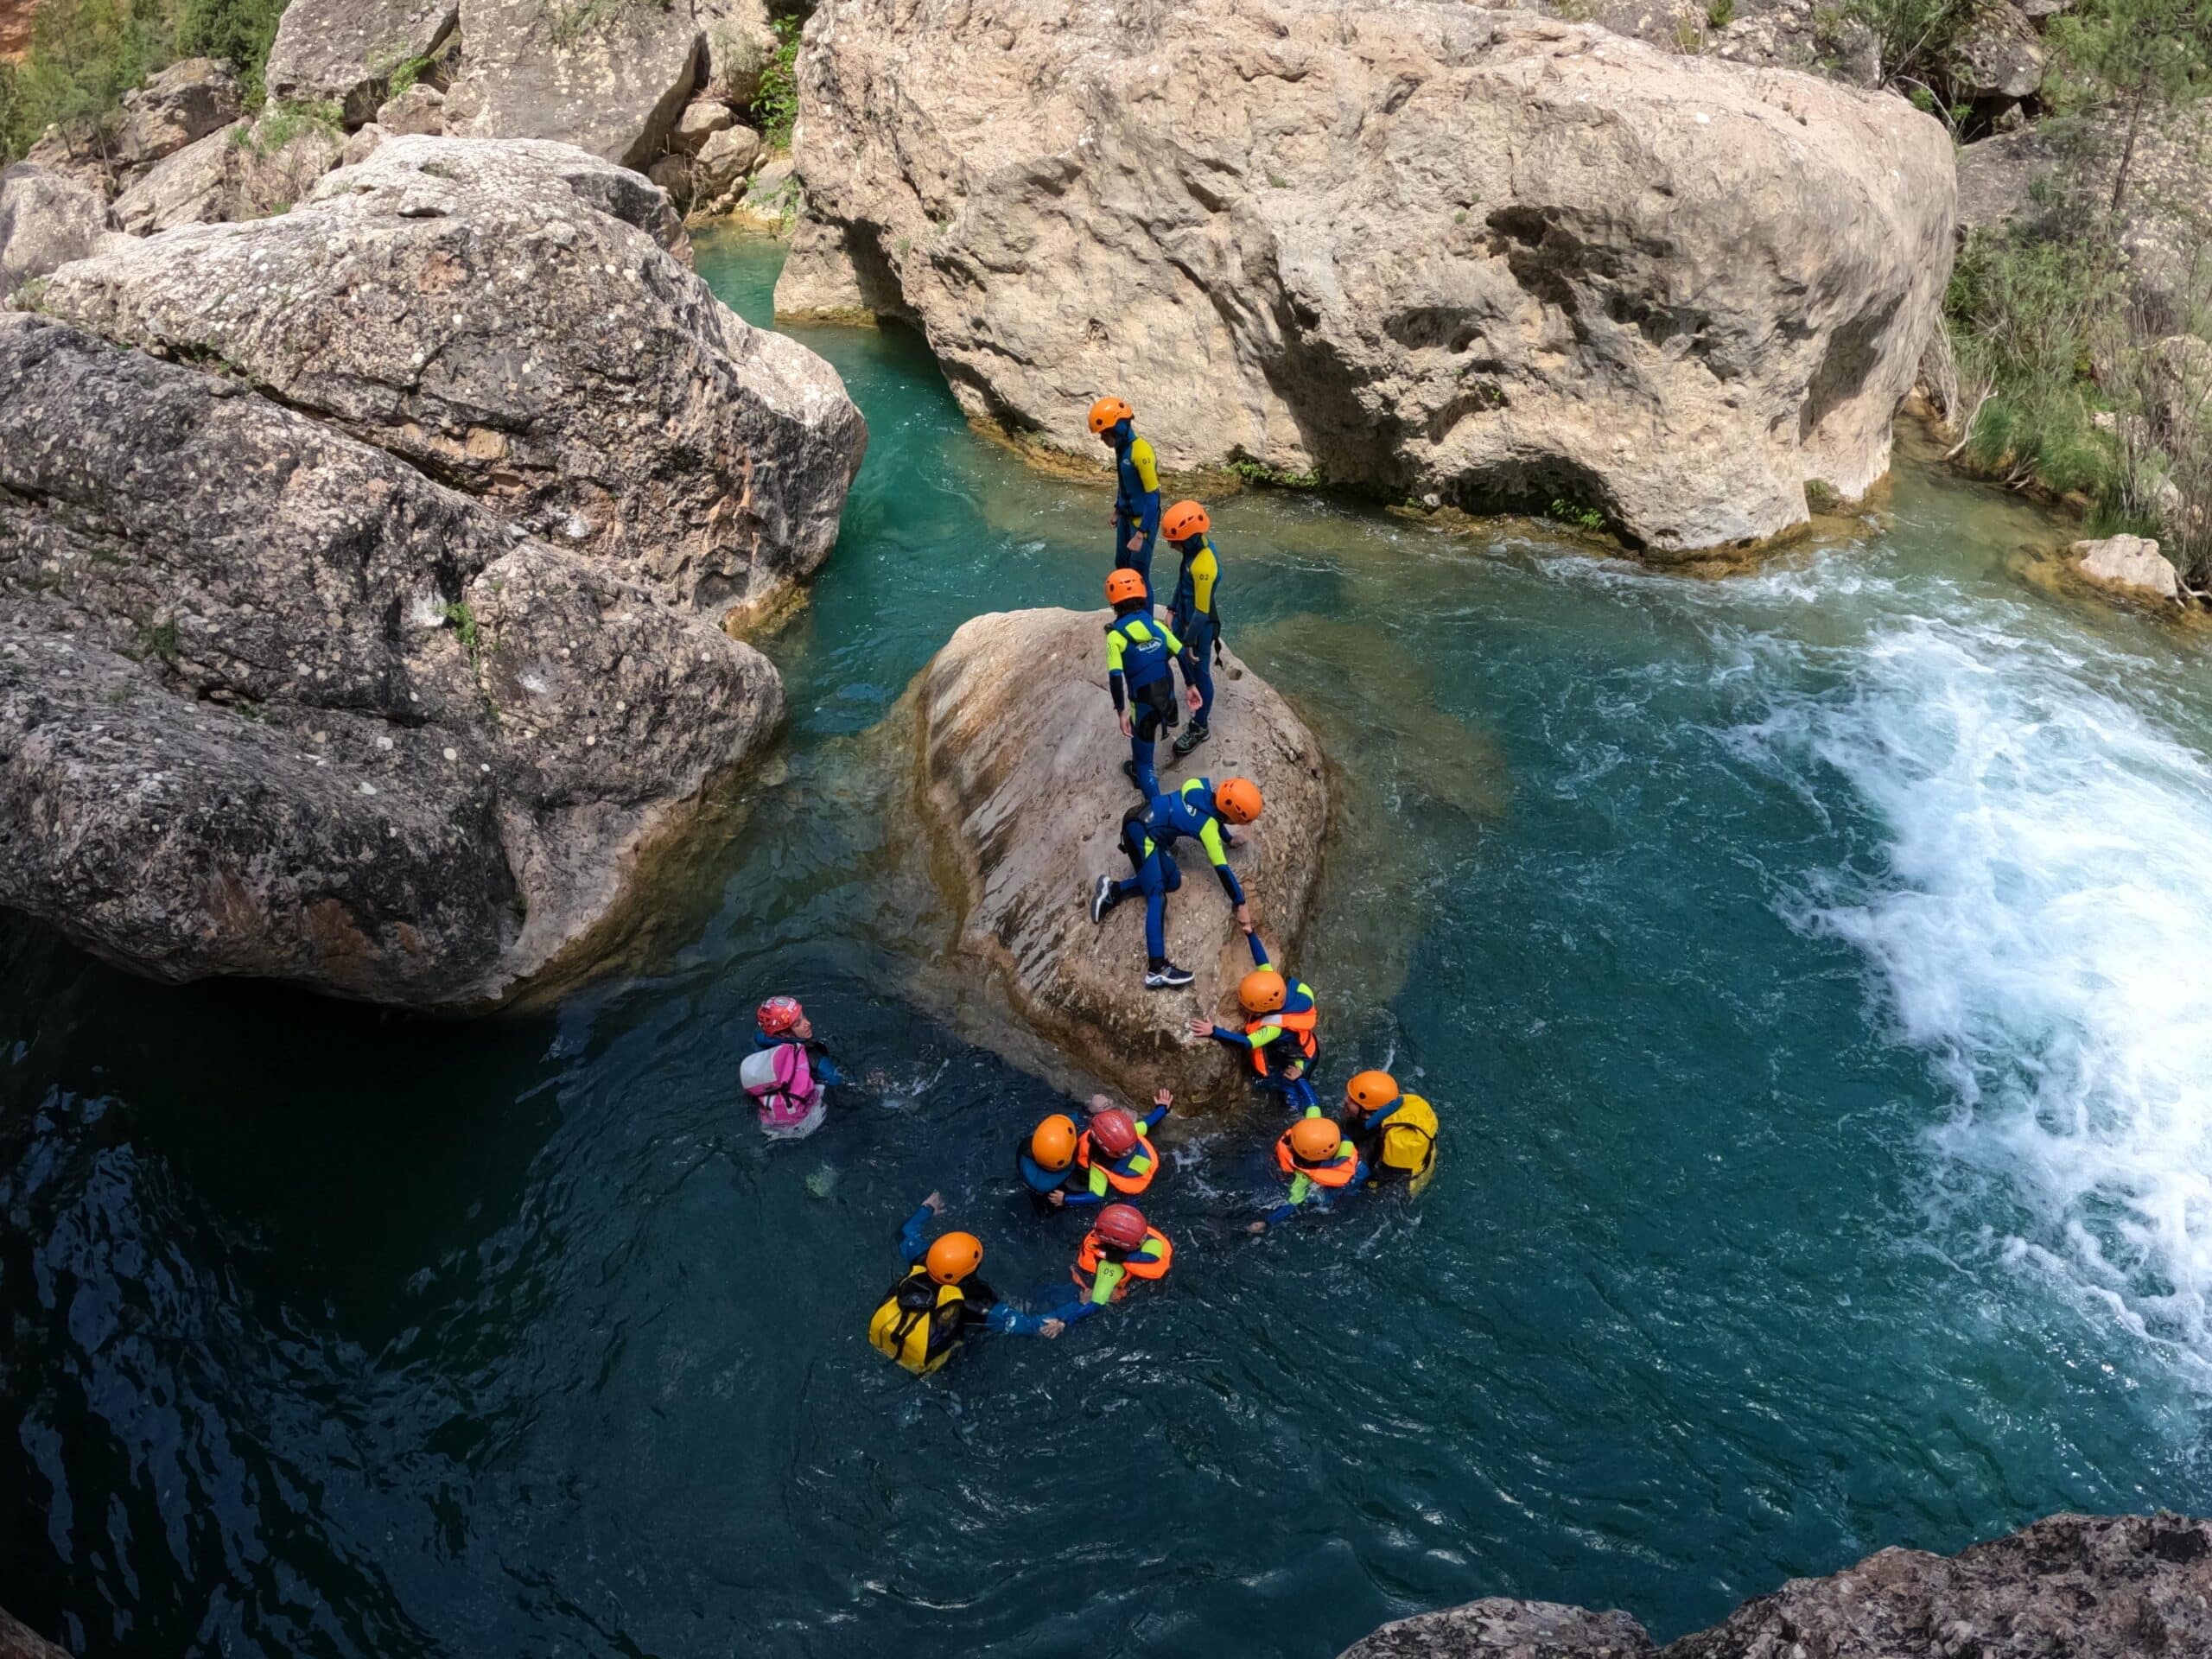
1777 618 2212 1372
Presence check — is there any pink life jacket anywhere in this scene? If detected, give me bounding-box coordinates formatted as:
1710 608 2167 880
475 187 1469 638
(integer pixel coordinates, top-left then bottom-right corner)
741 1042 821 1130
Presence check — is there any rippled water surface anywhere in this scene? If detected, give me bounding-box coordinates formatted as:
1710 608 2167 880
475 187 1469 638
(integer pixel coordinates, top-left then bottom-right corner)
7 233 2212 1657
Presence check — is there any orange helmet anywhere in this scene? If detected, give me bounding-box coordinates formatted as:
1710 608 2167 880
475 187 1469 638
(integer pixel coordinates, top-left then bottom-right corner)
925 1231 983 1285
1239 969 1287 1014
1089 396 1135 435
1345 1071 1400 1114
1105 568 1147 606
1288 1116 1343 1164
1089 1108 1140 1158
1161 499 1210 543
1030 1113 1078 1172
1214 778 1262 823
1095 1202 1149 1251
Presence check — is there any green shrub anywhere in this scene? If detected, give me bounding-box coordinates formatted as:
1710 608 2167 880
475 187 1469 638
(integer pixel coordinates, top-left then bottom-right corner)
1707 0 1735 27
1548 498 1608 531
0 0 172 163
752 14 802 147
175 0 288 103
1227 455 1323 491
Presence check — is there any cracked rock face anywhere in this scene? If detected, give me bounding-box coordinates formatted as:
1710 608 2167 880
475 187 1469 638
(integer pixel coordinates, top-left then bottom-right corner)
0 314 785 1007
915 607 1328 1106
779 0 1954 552
41 137 865 617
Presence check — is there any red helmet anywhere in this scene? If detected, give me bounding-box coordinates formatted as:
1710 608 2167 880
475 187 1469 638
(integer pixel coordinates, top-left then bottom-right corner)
1095 1203 1149 1251
1089 1108 1140 1158
757 995 803 1035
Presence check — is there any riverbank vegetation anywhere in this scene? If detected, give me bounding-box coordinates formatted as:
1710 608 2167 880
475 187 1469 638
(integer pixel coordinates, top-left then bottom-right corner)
0 0 286 164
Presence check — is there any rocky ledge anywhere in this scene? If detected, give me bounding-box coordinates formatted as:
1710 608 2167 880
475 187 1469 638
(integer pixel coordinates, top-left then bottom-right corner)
915 607 1328 1105
778 0 1954 554
1342 1511 2212 1658
1 137 866 1007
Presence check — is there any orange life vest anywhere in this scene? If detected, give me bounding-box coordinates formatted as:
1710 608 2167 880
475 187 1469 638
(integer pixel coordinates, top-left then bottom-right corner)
1071 1228 1174 1301
1245 997 1319 1077
1075 1128 1158 1195
1273 1125 1359 1188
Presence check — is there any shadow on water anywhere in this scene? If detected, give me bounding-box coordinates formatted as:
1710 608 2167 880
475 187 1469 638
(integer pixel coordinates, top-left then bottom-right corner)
4 230 2212 1659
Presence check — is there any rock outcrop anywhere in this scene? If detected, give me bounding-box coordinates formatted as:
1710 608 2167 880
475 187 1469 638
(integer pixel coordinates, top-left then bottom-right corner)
0 163 104 298
114 57 244 166
1340 1513 2212 1658
264 0 460 126
0 313 784 1007
2074 535 2183 602
41 137 863 616
779 0 1955 552
916 607 1327 1104
107 111 346 235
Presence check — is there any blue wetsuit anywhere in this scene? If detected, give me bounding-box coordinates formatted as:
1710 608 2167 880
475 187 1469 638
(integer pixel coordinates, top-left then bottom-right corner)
1018 1100 1172 1205
897 1206 1097 1334
1200 934 1320 1110
1111 422 1162 602
1112 777 1244 964
755 1028 845 1087
1105 608 1185 798
1169 531 1221 729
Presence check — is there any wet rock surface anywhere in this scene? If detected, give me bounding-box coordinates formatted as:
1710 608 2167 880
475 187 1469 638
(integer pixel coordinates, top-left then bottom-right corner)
42 137 863 617
0 313 785 1007
780 0 1953 552
915 607 1328 1106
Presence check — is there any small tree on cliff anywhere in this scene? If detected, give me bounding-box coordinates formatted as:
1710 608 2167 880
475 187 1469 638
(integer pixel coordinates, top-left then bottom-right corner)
2047 0 2212 213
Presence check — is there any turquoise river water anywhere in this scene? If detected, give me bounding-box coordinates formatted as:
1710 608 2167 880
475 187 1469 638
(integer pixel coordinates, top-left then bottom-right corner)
5 232 2212 1657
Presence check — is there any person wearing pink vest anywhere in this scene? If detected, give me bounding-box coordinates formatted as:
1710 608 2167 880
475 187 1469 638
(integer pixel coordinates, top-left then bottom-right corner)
743 996 844 1140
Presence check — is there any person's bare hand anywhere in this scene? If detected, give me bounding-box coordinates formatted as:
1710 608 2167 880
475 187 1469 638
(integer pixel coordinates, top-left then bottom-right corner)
1186 1016 1213 1039
923 1191 945 1215
1234 902 1253 931
1118 712 1134 739
1046 1190 1065 1208
1246 1220 1268 1235
1127 532 1144 553
1185 685 1204 712
1154 1087 1173 1108
1040 1319 1066 1338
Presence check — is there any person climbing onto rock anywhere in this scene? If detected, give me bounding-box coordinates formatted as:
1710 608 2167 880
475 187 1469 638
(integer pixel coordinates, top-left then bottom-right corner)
1070 1201 1174 1307
743 995 845 1139
1187 928 1321 1111
1162 499 1224 757
1103 568 1201 798
1089 775 1263 988
868 1192 1095 1375
1090 395 1161 603
1341 1070 1440 1198
1018 1089 1175 1207
1248 1109 1367 1232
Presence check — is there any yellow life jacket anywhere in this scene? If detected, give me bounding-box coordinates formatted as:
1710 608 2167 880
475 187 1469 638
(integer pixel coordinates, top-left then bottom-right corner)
868 1268 968 1376
1378 1094 1439 1197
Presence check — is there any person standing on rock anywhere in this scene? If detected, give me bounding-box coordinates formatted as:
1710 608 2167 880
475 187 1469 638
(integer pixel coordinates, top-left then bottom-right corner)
1163 500 1224 756
1090 776 1263 989
1090 396 1161 603
1104 568 1201 797
1187 927 1322 1111
868 1192 1095 1375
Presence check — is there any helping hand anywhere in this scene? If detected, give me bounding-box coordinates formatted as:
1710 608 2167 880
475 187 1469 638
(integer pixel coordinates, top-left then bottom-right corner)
1186 1016 1213 1039
1040 1319 1066 1338
1234 902 1252 931
1046 1190 1065 1208
1154 1086 1173 1108
923 1191 945 1215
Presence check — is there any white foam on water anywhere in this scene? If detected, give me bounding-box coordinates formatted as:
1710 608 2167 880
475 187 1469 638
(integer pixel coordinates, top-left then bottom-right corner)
1764 615 2212 1374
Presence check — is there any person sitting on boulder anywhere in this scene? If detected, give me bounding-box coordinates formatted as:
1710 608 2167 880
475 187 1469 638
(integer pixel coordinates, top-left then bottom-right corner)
1162 499 1224 757
1340 1070 1440 1198
1018 1089 1175 1208
1090 776 1263 989
1070 1202 1174 1308
1103 567 1200 798
1248 1109 1367 1232
743 995 845 1139
1090 394 1161 603
868 1192 1095 1376
1188 927 1321 1110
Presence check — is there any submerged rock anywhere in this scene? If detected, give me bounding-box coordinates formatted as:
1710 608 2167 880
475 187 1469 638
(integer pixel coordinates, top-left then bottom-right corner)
1340 1512 2212 1658
0 314 784 1007
915 607 1327 1105
0 163 105 299
2074 534 2182 602
779 0 1954 553
42 136 863 616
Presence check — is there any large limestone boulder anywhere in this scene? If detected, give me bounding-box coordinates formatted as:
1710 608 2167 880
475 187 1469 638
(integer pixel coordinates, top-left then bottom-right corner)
1338 1513 2212 1658
42 137 864 616
0 313 784 1007
916 607 1328 1105
2073 534 2182 602
115 57 244 166
264 0 461 127
108 113 346 234
0 163 105 299
779 0 1955 553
